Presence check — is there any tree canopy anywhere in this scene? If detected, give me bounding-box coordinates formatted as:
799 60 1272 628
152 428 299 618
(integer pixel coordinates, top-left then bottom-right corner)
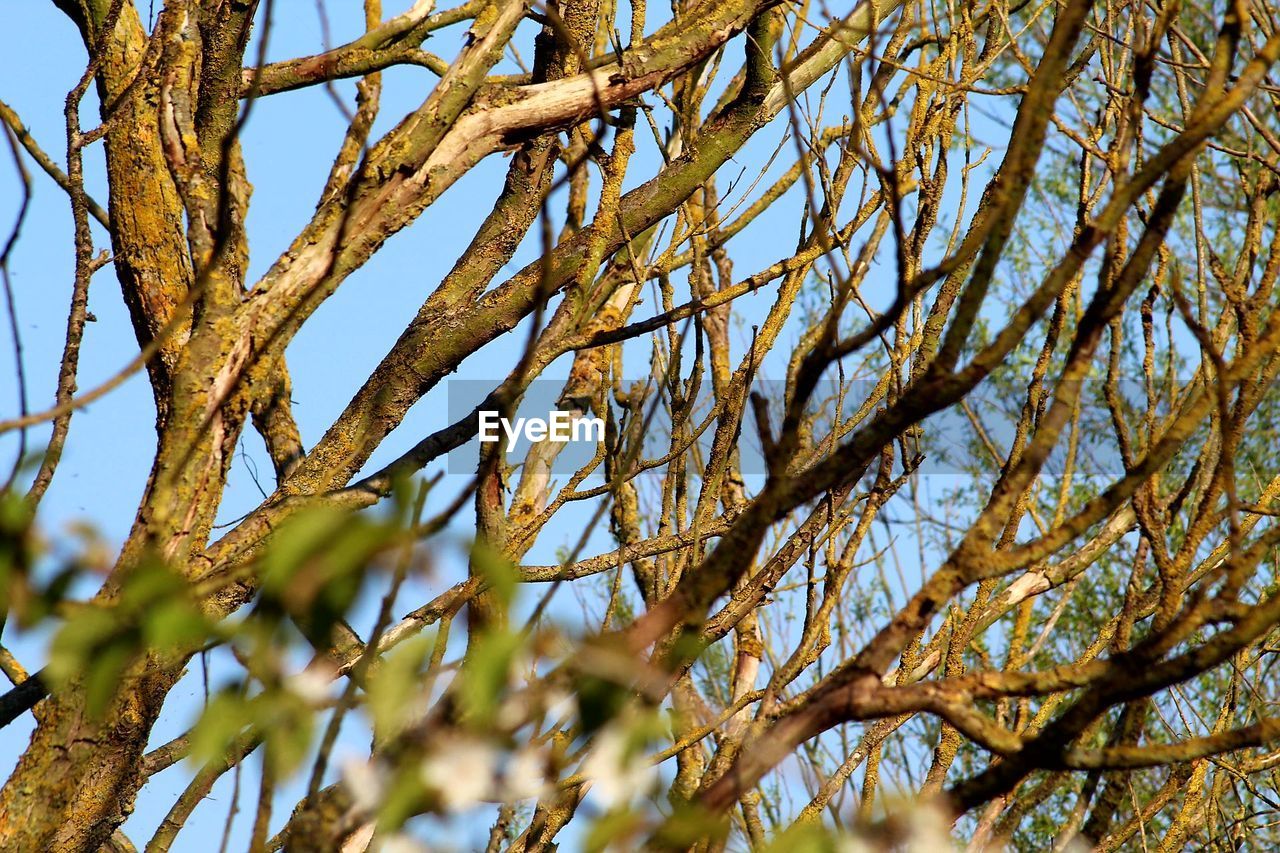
4 0 1280 849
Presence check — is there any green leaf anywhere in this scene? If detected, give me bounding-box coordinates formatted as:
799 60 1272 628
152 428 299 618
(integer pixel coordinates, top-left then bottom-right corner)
0 489 36 620
264 692 316 776
260 506 396 643
46 605 124 689
470 539 518 609
260 506 349 592
458 628 521 726
81 639 133 718
376 765 426 832
585 807 643 852
366 633 435 743
142 597 210 648
762 822 840 853
188 688 254 768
